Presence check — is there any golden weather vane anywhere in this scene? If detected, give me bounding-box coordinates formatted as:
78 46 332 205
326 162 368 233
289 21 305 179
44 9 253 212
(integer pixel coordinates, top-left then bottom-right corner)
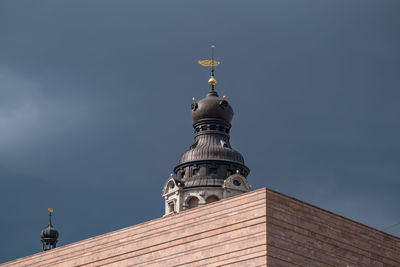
198 45 220 88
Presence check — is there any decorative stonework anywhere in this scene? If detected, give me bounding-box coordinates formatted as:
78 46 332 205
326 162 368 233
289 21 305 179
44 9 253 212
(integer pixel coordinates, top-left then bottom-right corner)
162 173 252 216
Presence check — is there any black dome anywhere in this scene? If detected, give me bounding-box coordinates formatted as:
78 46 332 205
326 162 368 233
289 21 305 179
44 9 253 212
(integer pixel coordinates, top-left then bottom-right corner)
40 224 59 239
192 92 233 124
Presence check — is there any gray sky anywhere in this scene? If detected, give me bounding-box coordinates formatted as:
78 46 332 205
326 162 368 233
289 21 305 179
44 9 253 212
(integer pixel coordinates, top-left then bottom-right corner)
1 0 399 263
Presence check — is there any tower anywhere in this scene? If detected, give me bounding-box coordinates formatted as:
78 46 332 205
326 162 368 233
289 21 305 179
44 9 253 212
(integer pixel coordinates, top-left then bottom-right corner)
162 46 252 216
40 208 59 251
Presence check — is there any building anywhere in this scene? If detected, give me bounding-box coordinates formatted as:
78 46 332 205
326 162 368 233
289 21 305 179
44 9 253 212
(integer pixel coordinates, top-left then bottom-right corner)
1 51 399 266
2 188 399 266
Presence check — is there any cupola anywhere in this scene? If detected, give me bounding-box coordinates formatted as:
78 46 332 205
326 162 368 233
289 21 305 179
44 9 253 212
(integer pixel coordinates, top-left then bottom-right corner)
40 208 59 251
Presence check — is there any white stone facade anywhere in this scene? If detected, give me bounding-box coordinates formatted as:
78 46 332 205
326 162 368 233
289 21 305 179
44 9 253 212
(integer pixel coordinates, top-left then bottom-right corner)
162 173 252 216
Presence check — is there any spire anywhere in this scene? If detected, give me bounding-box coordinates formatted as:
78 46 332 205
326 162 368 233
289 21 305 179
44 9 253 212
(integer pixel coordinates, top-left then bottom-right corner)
198 45 220 96
48 207 53 226
209 45 216 87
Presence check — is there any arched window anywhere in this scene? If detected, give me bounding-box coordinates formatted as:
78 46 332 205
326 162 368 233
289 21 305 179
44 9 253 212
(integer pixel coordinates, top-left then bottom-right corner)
168 201 175 213
187 196 199 209
206 195 219 204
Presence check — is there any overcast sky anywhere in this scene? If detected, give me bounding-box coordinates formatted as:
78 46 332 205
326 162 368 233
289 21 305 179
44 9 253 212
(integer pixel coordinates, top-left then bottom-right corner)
1 0 399 263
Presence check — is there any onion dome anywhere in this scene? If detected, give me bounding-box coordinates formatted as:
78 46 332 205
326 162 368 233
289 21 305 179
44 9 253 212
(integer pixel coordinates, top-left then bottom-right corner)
40 224 59 240
191 91 233 124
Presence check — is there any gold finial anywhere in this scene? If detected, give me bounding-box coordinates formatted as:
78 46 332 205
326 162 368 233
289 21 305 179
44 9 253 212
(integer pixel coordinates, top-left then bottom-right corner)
48 207 53 213
236 169 239 174
223 95 226 99
208 76 217 86
192 97 196 102
170 173 173 177
177 182 181 186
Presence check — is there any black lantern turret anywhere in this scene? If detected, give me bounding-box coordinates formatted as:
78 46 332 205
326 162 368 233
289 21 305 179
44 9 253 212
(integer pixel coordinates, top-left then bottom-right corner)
40 208 59 251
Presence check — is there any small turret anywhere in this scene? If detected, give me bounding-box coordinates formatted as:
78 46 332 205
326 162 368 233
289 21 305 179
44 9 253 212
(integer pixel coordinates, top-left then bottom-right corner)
40 208 59 251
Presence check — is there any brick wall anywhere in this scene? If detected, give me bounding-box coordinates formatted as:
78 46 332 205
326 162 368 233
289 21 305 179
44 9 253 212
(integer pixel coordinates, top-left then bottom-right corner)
266 189 400 267
2 188 399 267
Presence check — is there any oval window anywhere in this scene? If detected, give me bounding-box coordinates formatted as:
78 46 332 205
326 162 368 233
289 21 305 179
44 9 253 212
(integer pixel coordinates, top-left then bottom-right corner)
233 180 241 186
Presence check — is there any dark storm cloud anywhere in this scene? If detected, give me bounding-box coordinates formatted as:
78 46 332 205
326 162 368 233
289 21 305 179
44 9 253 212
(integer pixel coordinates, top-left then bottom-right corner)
1 0 400 262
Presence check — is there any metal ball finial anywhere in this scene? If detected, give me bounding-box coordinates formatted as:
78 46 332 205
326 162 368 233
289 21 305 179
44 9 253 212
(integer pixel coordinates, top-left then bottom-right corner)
208 76 217 86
